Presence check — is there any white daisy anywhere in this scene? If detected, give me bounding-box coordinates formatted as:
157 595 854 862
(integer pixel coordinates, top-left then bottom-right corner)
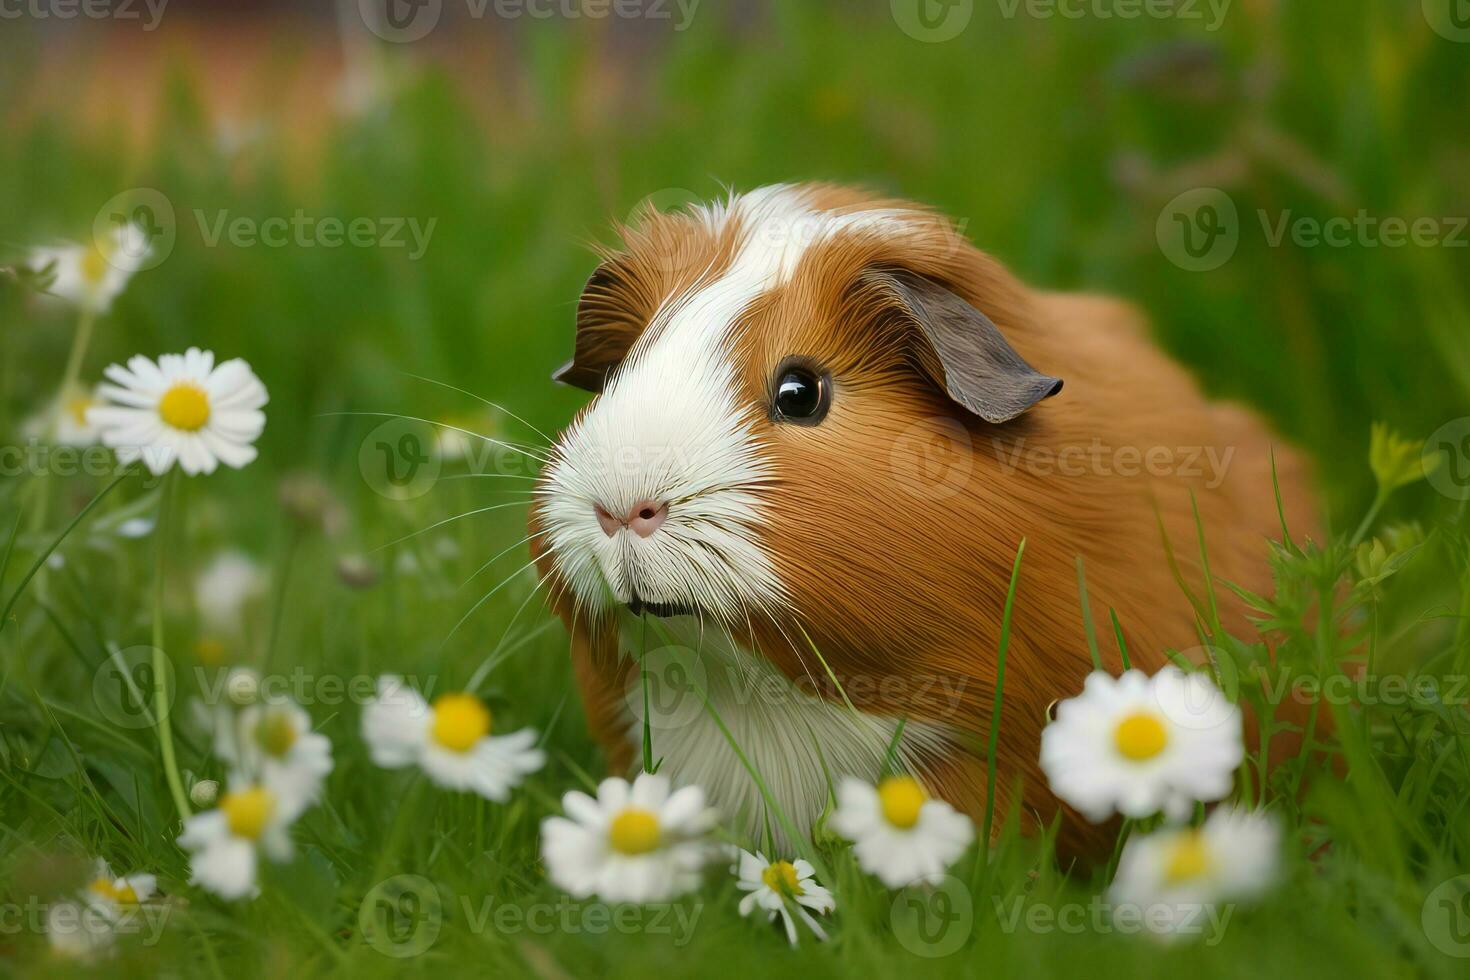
217 699 333 820
89 348 268 476
47 900 115 959
194 550 267 636
1040 668 1243 824
361 676 545 801
831 775 975 888
540 772 718 903
733 849 836 946
178 778 295 900
23 384 102 447
1108 806 1281 941
47 858 158 958
28 221 151 314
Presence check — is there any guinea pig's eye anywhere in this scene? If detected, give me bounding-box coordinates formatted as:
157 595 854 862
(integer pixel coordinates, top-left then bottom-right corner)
770 359 831 425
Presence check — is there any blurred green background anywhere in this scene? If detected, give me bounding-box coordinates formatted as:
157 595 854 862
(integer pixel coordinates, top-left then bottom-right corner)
3 0 1467 526
2 1 1469 975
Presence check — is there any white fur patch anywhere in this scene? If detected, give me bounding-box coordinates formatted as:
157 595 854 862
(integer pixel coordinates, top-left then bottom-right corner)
619 616 956 846
539 185 841 621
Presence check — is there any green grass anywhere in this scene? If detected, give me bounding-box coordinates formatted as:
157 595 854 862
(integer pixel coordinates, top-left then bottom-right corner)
2 3 1470 976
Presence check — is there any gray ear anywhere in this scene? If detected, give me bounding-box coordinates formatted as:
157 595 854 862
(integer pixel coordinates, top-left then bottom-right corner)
864 269 1063 424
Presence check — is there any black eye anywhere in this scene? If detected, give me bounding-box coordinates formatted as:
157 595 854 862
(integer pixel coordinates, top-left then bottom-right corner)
771 360 830 425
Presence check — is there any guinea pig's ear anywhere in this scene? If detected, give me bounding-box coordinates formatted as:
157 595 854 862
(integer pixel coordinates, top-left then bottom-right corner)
553 262 645 393
861 268 1063 424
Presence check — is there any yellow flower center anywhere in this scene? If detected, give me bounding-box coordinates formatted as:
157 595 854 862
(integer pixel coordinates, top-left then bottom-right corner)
158 383 211 432
220 787 276 840
430 693 491 752
1163 831 1215 883
88 878 139 905
194 638 226 664
80 246 109 285
1113 711 1169 761
878 775 926 829
255 708 298 758
761 861 804 896
608 807 661 855
65 394 94 428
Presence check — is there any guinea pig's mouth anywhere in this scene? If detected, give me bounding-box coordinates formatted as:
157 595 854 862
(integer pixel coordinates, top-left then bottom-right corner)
624 595 701 619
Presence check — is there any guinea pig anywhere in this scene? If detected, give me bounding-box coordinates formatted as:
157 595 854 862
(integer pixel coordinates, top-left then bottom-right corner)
527 182 1317 857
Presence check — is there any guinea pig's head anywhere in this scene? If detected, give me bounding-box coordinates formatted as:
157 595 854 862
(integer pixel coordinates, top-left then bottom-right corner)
530 183 1062 691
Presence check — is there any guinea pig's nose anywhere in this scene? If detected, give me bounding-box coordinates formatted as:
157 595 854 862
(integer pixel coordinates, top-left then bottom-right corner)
594 500 669 538
627 500 668 538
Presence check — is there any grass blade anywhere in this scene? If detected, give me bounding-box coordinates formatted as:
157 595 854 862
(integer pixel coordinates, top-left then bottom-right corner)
982 538 1026 875
1074 555 1103 671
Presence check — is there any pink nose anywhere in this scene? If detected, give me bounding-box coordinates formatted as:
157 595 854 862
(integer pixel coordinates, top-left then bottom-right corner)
594 500 669 538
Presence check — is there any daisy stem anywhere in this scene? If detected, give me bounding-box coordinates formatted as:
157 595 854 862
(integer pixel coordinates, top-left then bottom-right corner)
56 306 98 421
154 470 192 824
26 306 98 561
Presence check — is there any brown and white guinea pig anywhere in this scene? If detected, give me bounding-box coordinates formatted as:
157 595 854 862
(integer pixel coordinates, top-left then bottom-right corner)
527 182 1317 856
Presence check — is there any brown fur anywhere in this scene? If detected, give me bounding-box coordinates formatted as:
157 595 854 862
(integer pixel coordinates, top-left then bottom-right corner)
531 184 1317 857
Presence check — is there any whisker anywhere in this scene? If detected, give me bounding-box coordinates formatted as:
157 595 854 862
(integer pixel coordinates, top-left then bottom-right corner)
465 584 558 691
399 371 557 446
318 410 553 466
441 557 540 647
372 501 528 554
462 528 551 589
